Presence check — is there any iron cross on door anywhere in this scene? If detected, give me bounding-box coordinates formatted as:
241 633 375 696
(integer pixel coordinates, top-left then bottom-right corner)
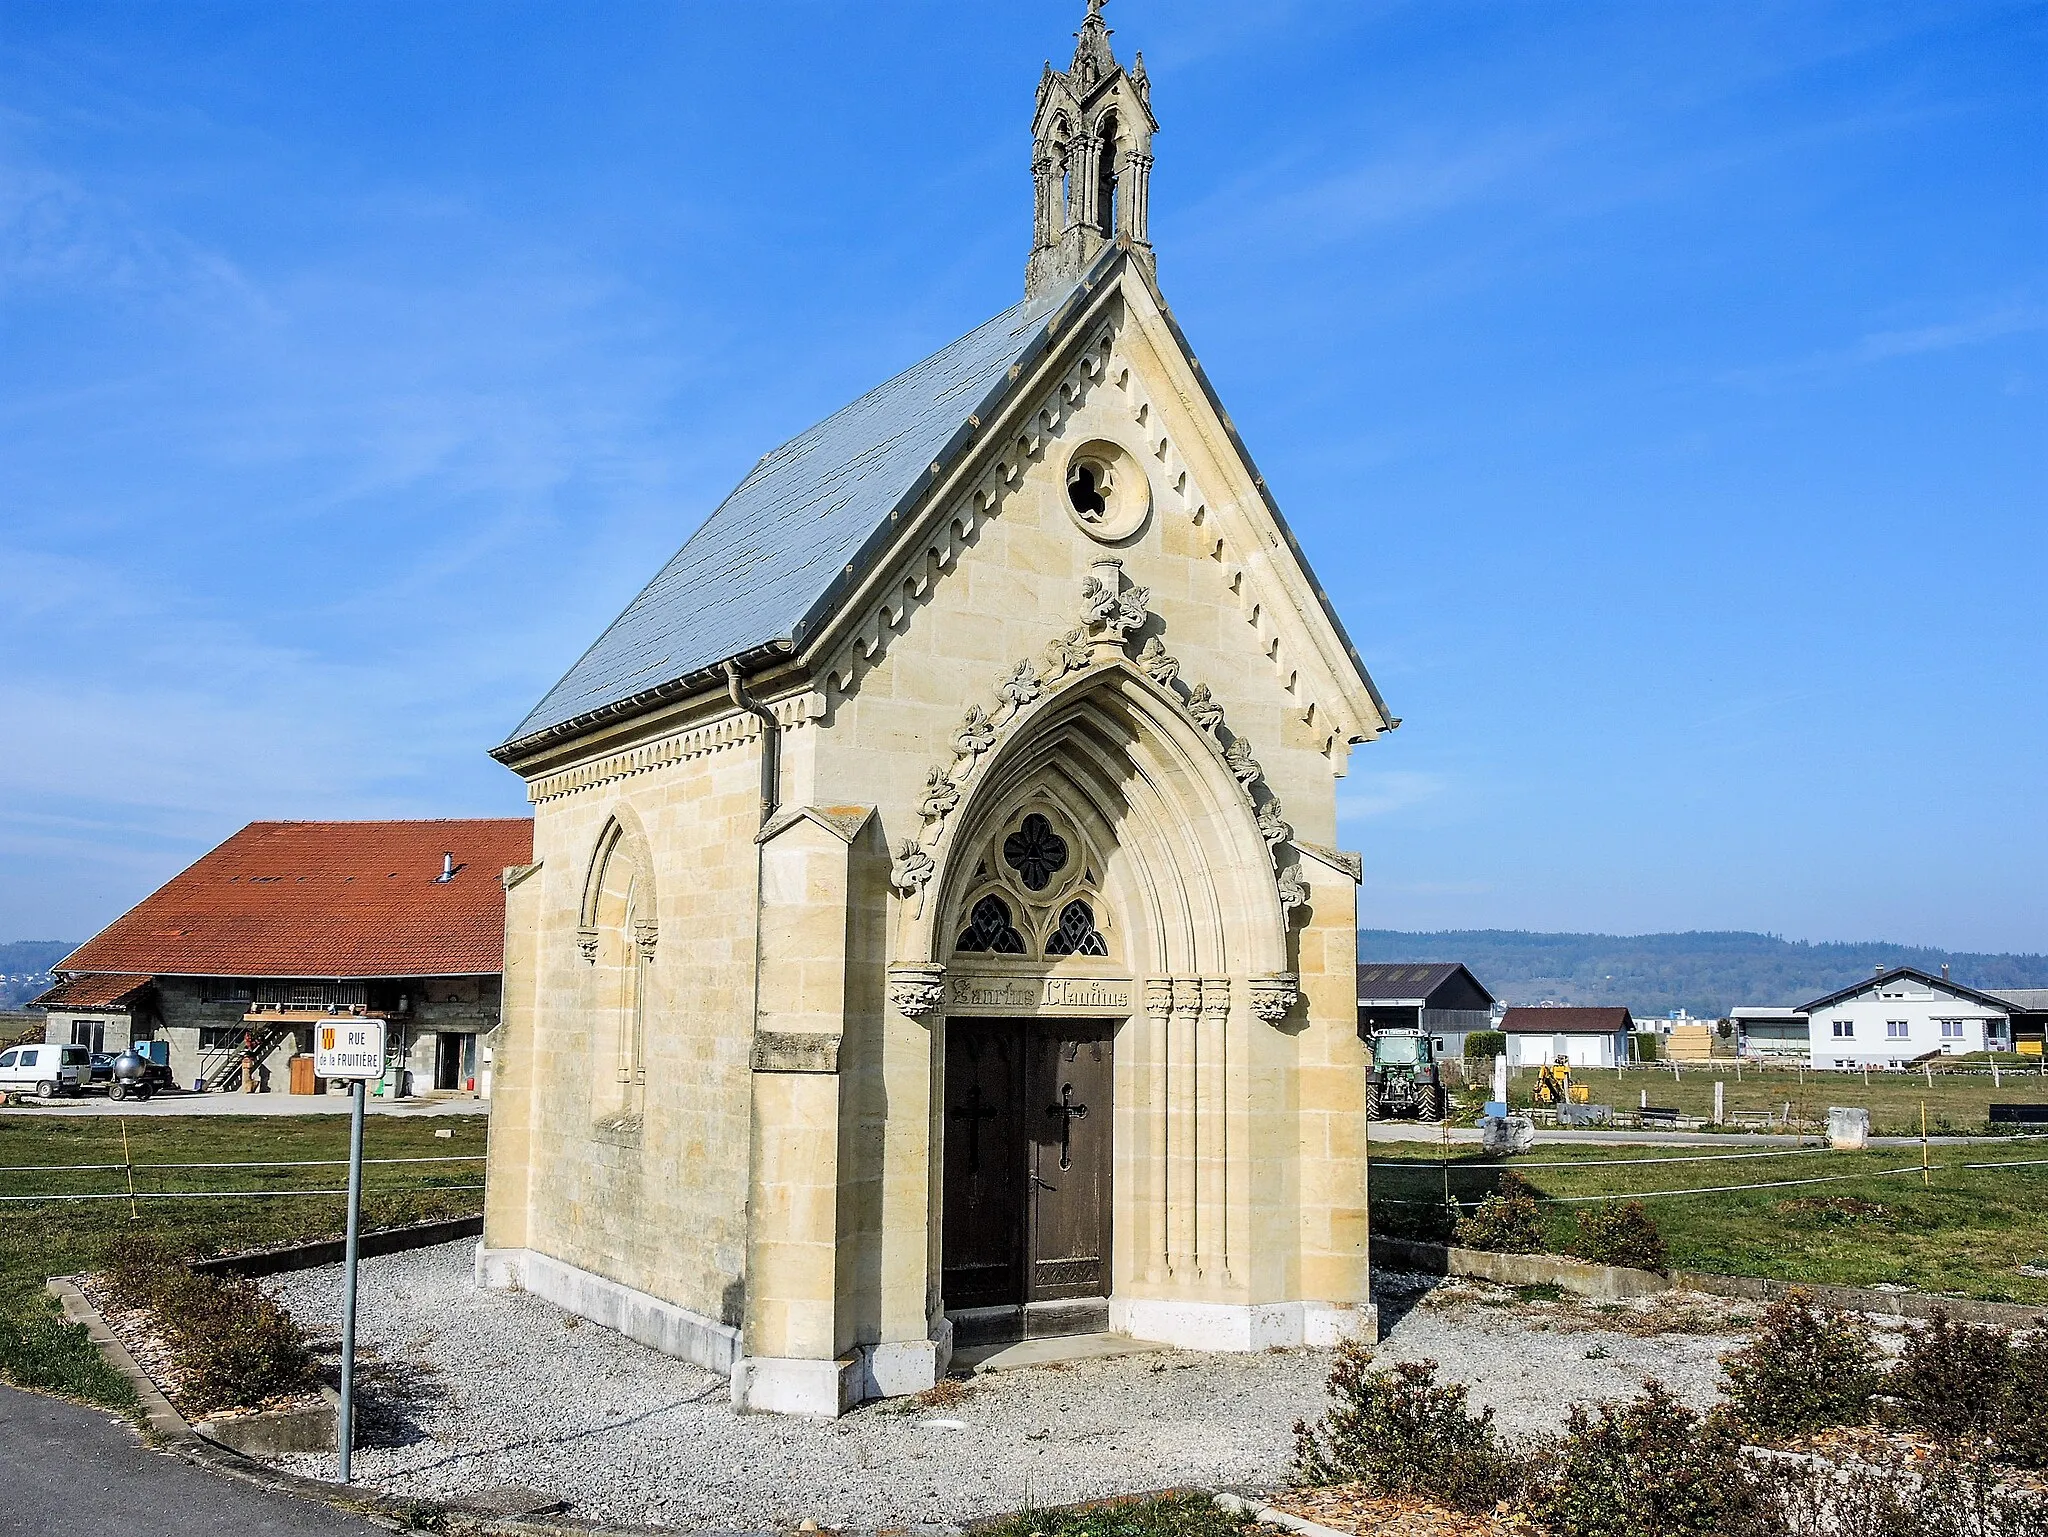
1047 1082 1087 1169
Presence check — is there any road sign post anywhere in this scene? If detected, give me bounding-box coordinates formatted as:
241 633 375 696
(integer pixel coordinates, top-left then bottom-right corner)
315 1019 386 1483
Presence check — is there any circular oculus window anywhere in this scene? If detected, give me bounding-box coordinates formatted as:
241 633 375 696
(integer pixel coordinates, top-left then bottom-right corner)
1063 440 1152 543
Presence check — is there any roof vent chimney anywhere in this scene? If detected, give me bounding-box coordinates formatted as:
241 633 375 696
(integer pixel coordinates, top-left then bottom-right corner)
436 852 456 883
1942 963 1951 981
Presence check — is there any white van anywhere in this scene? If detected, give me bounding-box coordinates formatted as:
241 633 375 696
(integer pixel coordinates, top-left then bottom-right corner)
0 1043 91 1097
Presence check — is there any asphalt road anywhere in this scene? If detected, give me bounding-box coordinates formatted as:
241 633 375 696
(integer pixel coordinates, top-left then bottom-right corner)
0 1386 380 1537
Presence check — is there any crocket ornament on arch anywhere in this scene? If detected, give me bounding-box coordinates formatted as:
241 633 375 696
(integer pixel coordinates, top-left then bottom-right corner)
894 559 1300 995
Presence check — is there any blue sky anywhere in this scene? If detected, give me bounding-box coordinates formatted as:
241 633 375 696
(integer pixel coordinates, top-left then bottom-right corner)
2 1 2042 952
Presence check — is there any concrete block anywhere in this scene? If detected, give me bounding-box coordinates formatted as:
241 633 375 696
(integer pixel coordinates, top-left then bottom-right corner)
730 1354 861 1417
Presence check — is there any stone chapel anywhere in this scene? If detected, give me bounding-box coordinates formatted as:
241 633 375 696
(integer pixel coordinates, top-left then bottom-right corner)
480 2 1398 1416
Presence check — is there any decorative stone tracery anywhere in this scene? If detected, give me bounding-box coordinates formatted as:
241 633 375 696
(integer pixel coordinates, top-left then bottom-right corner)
897 557 1313 964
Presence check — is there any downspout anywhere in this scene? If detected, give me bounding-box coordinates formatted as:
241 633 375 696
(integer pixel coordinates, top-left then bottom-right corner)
726 656 779 1368
724 659 781 828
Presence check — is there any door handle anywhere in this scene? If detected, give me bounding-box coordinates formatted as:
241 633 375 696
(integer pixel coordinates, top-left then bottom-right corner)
1031 1174 1058 1192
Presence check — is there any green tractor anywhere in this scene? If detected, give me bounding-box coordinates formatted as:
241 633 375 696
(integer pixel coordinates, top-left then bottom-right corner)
1367 1028 1446 1122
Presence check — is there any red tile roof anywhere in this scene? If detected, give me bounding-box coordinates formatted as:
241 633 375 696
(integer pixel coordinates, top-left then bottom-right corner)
1499 1006 1635 1034
32 974 154 1010
57 821 533 980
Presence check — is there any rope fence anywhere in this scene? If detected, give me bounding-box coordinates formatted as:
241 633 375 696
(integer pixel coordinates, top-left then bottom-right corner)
0 1185 486 1203
0 1155 484 1174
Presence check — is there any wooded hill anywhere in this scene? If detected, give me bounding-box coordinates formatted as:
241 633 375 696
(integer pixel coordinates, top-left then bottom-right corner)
0 940 76 1010
1358 929 2048 1018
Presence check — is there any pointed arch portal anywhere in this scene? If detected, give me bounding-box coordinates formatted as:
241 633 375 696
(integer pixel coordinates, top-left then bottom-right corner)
916 663 1292 1339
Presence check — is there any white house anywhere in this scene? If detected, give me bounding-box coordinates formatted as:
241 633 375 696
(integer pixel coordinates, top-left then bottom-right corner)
1799 966 2011 1070
1499 1006 1635 1069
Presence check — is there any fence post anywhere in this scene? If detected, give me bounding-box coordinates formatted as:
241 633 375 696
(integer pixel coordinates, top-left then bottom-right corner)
1713 1080 1724 1125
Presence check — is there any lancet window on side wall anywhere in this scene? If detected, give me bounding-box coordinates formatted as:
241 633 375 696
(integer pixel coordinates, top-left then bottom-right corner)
579 815 654 1124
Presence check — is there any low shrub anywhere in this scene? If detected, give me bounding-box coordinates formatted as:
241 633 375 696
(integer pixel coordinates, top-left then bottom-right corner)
1524 1380 1777 1537
1892 1310 2014 1444
98 1236 311 1415
1463 1031 1506 1062
1763 1442 2048 1537
1999 1332 2048 1469
1568 1201 1668 1272
1371 1197 1458 1245
1293 1345 1524 1513
1453 1172 1546 1254
1721 1288 1882 1439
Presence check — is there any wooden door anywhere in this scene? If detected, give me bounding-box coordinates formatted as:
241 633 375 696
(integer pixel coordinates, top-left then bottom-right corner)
941 1020 1027 1310
1025 1025 1113 1301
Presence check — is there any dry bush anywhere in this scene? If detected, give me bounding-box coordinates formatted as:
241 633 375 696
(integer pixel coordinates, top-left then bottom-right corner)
1567 1201 1668 1272
1292 1344 1524 1514
1722 1289 1883 1440
1524 1381 1777 1537
1892 1311 2016 1444
1452 1173 1547 1255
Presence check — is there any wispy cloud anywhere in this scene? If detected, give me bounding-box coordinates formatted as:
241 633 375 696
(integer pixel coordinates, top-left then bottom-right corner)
1338 769 1449 822
1722 301 2048 387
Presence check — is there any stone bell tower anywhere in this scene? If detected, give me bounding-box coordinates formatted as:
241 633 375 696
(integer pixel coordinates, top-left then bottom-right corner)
1025 0 1159 300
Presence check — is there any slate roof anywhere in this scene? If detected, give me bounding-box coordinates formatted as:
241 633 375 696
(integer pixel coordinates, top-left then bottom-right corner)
1499 1007 1635 1035
1355 963 1492 1007
1797 966 2015 1016
505 275 1091 751
55 821 534 980
30 974 153 1011
1989 989 2048 1013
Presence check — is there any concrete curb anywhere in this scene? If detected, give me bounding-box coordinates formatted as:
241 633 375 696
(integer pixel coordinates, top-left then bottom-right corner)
1213 1490 1352 1537
1370 1237 2048 1328
191 1215 485 1279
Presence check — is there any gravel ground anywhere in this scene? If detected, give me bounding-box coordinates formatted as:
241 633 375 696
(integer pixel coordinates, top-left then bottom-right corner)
267 1243 1752 1532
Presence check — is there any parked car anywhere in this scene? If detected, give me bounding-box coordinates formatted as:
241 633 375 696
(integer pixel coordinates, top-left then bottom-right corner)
89 1052 115 1084
0 1044 92 1098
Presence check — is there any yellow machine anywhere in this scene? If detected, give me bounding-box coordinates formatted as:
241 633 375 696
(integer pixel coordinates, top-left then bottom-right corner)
1533 1058 1573 1108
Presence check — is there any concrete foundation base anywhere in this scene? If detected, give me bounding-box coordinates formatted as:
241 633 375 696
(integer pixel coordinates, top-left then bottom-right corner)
1110 1296 1378 1352
475 1246 741 1375
730 1354 862 1416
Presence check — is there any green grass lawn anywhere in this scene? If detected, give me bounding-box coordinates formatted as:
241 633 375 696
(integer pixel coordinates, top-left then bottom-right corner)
1372 1141 2048 1304
0 1113 488 1414
1442 1060 2048 1136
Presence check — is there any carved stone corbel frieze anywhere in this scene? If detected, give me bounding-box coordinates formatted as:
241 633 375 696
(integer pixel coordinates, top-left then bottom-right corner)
633 920 659 962
1222 736 1262 792
1275 859 1309 918
919 766 961 825
1170 978 1203 1019
1184 682 1225 736
576 927 600 966
1250 972 1300 1025
1042 627 1093 682
1199 977 1232 1019
1137 636 1179 687
952 705 996 763
1143 978 1174 1020
1082 558 1150 649
889 963 948 1022
995 659 1043 719
1256 796 1292 850
892 839 936 916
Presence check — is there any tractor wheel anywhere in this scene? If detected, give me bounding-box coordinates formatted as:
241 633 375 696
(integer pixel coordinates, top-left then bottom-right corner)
1365 1083 1383 1121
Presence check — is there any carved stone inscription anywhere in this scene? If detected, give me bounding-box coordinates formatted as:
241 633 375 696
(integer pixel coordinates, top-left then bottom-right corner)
949 974 1134 1016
